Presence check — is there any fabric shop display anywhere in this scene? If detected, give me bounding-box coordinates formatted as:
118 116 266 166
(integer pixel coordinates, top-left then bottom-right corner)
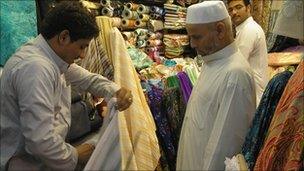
254 61 304 170
241 71 293 169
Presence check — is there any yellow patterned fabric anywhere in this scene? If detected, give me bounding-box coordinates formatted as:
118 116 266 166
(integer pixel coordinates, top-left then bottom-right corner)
251 0 271 34
109 27 160 170
95 16 113 63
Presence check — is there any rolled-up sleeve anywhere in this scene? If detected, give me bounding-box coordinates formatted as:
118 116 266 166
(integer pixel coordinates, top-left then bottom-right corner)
65 64 120 101
15 61 78 170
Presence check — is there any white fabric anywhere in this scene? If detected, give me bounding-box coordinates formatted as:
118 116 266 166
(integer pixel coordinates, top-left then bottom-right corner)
84 98 121 171
273 0 303 40
0 34 119 170
186 1 229 24
235 17 268 106
176 42 256 170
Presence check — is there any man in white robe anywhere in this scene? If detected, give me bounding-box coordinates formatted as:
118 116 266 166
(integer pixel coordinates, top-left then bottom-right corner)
227 0 268 106
176 1 256 170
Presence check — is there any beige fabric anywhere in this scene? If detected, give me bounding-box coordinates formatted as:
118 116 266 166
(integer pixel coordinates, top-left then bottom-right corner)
95 16 113 63
109 27 160 170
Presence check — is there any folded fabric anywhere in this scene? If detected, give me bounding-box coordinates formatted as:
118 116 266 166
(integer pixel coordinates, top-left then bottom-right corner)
127 46 153 70
268 52 303 66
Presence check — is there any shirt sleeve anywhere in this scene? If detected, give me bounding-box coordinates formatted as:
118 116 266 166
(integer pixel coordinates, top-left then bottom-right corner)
14 61 78 170
65 64 120 101
206 71 256 169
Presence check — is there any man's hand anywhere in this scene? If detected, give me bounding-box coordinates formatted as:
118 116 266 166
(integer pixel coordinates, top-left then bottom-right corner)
76 143 95 165
115 87 133 111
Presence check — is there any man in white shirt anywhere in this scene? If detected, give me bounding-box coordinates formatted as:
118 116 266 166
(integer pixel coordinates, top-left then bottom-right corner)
227 0 268 105
0 1 133 170
176 1 256 170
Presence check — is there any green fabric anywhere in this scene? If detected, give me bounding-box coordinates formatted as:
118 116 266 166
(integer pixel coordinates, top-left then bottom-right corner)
167 75 180 88
127 46 153 70
185 67 198 86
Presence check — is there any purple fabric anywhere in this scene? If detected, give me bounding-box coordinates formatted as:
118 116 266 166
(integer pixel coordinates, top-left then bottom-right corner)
177 72 193 103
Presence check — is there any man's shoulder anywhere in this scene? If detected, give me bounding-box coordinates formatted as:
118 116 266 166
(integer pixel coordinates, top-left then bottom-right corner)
244 19 265 34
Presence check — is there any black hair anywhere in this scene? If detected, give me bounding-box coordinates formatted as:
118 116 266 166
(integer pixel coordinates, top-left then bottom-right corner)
227 0 251 6
40 1 99 42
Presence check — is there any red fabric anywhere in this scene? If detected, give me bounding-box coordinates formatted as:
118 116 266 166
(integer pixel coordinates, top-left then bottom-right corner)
254 61 304 170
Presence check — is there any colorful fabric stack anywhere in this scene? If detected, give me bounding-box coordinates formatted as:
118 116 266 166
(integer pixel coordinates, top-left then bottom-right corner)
163 34 189 58
164 4 187 30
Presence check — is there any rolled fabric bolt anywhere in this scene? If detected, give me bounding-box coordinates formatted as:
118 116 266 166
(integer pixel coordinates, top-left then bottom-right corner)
137 4 150 14
134 28 148 36
111 17 122 27
126 2 139 11
138 34 147 40
101 7 114 17
148 20 164 31
139 14 150 22
100 0 110 6
135 20 147 27
148 32 163 39
147 39 162 46
136 40 147 48
122 31 134 40
122 19 136 28
151 13 162 20
122 9 139 20
151 6 164 15
146 47 157 53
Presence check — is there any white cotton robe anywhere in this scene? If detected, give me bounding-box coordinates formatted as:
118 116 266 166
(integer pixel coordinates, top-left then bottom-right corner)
176 42 256 170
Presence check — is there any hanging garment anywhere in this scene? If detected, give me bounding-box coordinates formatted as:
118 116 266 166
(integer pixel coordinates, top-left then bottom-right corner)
84 98 121 171
241 71 293 169
167 75 180 88
109 27 160 170
147 82 176 171
0 0 37 66
161 87 186 150
177 72 193 103
254 61 304 170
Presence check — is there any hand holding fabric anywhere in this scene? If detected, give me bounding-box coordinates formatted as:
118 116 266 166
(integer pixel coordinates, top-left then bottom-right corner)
115 87 133 111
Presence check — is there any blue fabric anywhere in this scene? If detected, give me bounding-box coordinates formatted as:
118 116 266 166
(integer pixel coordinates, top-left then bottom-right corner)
241 71 293 169
0 0 37 66
146 80 176 171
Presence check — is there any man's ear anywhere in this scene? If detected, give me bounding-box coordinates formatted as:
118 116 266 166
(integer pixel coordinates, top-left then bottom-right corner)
246 4 252 14
215 22 226 40
58 30 71 45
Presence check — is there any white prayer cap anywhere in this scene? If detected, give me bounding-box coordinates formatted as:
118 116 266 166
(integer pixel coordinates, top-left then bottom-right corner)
186 0 229 24
273 0 303 40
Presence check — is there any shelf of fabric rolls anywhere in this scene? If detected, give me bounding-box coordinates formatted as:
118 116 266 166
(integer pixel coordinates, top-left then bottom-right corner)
82 0 198 63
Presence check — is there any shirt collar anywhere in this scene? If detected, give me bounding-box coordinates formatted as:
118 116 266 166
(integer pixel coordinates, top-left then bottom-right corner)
236 16 253 33
201 42 238 63
35 34 69 74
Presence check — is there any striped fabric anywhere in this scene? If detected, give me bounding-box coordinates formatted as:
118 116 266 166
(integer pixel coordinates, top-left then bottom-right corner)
110 27 160 170
81 38 114 81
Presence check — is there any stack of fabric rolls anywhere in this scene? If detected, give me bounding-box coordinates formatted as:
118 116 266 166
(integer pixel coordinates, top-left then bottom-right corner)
163 34 189 58
164 3 187 30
